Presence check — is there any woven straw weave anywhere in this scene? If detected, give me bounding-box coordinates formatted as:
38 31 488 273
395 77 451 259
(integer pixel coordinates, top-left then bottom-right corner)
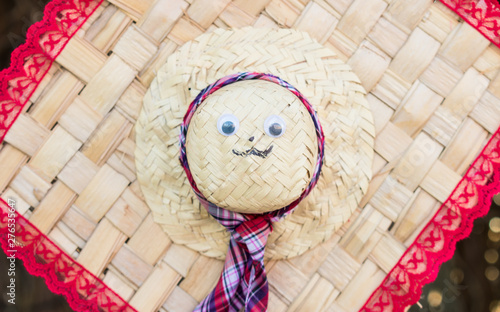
1 0 499 311
186 80 319 214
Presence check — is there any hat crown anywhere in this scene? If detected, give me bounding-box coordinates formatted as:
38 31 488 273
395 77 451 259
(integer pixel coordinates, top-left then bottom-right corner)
185 79 318 213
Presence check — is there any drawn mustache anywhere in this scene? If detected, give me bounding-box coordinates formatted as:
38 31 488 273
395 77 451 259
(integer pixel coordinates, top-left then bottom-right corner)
232 145 274 158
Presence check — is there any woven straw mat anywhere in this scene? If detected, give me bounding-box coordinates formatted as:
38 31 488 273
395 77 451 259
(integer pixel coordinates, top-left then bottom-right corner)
2 0 500 311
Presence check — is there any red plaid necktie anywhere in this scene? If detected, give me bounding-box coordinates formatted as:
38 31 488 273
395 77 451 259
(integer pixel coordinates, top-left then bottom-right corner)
194 215 273 312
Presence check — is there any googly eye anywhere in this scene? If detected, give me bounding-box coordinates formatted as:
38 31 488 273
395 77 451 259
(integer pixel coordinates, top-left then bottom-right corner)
264 115 286 138
217 114 239 136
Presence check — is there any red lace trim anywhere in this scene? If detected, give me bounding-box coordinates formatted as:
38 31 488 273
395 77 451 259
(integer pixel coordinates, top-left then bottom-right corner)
0 0 103 141
0 201 137 311
360 2 500 309
439 0 500 49
360 128 500 311
0 0 137 311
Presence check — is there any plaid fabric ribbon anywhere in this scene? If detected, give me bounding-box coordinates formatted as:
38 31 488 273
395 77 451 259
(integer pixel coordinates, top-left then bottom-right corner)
180 72 325 312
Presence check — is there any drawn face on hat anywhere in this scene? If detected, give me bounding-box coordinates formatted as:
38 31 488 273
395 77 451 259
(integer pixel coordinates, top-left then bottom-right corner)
185 80 318 214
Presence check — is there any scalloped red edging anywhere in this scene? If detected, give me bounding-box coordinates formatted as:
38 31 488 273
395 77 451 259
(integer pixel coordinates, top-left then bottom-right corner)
360 2 500 309
0 0 104 142
0 199 137 311
0 0 499 312
0 0 137 311
439 0 500 49
360 129 500 311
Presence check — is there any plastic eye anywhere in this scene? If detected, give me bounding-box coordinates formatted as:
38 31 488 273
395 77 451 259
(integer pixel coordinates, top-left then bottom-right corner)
217 114 239 136
264 115 286 138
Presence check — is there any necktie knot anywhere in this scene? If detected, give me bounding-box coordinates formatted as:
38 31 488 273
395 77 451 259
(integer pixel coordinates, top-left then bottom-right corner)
233 217 273 262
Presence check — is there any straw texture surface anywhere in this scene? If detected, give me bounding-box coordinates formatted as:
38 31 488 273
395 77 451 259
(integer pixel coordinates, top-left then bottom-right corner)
186 80 319 214
1 0 499 311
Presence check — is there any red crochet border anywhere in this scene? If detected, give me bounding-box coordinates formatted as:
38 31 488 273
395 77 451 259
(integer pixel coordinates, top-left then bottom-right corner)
0 0 137 311
360 1 500 310
439 0 500 49
360 129 500 311
0 0 499 311
0 199 137 312
0 0 101 141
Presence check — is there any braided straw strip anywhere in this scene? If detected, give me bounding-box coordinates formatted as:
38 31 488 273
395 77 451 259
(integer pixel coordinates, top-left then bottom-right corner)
135 27 375 260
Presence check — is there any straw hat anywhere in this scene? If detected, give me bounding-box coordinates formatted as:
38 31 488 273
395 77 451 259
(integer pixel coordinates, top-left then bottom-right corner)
135 27 375 260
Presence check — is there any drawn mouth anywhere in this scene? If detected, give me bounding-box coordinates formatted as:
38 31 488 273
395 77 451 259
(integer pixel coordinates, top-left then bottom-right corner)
232 145 274 158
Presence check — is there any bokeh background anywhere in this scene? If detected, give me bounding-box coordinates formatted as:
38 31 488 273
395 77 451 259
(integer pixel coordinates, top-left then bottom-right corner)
0 0 499 311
